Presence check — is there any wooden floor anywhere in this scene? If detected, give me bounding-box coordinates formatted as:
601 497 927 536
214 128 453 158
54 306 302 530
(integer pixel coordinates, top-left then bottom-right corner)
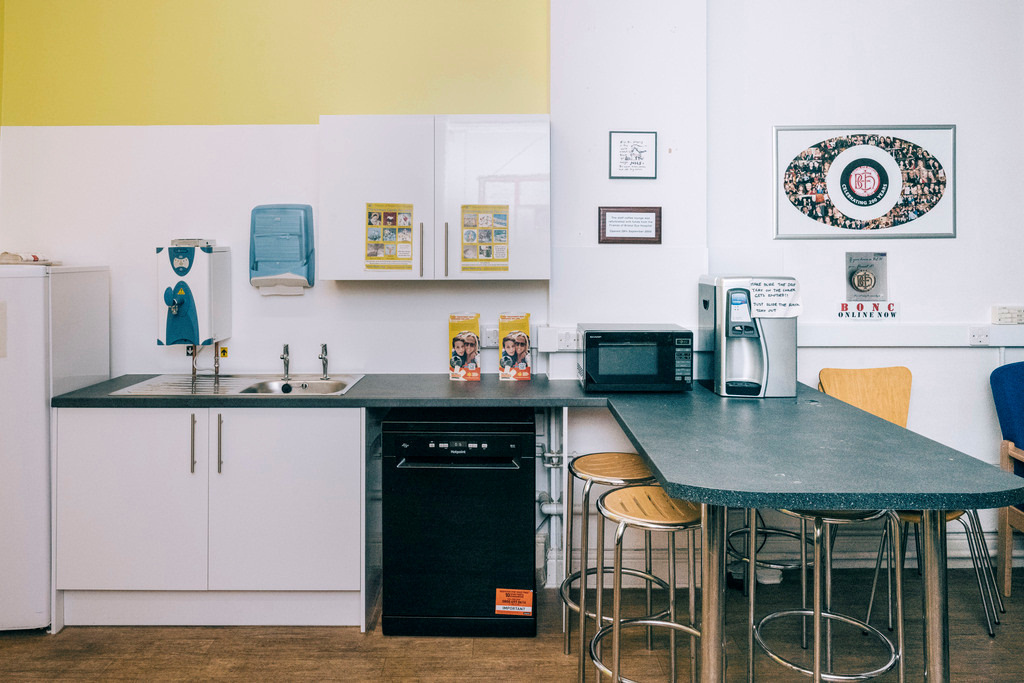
3 569 1024 681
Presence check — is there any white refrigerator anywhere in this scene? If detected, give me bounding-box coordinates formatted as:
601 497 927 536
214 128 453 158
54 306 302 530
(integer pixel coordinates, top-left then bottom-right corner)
0 265 109 630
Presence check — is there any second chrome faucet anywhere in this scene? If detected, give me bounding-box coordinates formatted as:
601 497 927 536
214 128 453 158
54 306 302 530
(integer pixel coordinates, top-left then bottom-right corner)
319 344 330 380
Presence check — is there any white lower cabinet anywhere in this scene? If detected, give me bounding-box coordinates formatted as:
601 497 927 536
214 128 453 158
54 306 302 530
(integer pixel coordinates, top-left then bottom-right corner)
55 408 209 590
207 408 360 590
55 407 362 592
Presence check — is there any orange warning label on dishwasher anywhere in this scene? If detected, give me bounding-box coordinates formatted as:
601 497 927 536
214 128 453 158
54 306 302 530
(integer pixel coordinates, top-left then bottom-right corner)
495 588 533 615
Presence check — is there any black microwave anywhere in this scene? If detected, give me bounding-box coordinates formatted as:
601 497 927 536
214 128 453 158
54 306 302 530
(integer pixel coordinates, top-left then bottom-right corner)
577 324 693 392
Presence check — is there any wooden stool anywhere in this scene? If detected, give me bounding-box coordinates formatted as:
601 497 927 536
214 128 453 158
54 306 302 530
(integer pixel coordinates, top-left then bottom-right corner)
560 452 657 681
590 485 702 683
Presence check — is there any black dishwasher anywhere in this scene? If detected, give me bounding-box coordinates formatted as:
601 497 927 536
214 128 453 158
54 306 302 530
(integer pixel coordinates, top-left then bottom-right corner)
381 407 536 637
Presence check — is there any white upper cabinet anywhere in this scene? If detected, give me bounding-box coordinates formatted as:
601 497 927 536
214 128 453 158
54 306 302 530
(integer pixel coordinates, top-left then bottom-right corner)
318 114 550 281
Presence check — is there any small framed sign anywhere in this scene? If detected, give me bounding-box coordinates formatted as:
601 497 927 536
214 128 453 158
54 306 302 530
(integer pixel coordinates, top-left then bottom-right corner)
609 131 657 179
598 206 662 244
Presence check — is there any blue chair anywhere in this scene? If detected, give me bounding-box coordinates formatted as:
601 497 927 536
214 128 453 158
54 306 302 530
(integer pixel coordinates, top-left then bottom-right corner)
991 361 1024 596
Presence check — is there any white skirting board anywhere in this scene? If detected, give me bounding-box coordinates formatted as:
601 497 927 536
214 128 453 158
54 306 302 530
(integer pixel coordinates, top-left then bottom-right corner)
60 591 363 628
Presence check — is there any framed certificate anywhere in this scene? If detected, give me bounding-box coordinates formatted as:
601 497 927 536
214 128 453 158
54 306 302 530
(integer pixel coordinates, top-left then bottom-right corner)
609 131 657 179
598 206 662 244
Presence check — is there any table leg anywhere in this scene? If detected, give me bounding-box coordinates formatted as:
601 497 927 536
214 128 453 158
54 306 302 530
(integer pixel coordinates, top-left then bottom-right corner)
921 509 950 682
701 503 727 682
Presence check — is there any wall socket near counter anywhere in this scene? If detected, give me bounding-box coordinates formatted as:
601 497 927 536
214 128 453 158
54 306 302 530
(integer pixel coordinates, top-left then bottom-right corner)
537 326 580 352
481 324 499 348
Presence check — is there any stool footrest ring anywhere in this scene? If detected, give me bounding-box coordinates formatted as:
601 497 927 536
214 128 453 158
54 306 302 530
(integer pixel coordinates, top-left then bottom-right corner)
559 566 671 624
754 609 899 681
590 618 701 683
726 526 816 571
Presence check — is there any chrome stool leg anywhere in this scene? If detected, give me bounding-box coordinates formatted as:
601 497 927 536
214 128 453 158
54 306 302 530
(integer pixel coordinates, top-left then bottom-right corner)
864 521 889 631
563 463 576 655
594 507 606 683
970 509 1006 615
645 530 653 650
813 517 824 683
801 517 808 649
958 515 995 635
611 521 628 682
577 479 594 682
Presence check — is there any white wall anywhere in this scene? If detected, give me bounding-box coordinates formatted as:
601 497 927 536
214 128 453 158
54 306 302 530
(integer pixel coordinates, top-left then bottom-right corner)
0 125 549 376
703 0 1024 556
548 0 708 383
706 0 1024 322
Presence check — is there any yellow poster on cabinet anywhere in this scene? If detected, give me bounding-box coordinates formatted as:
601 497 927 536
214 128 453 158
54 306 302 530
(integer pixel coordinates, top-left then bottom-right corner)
365 202 413 270
460 204 509 272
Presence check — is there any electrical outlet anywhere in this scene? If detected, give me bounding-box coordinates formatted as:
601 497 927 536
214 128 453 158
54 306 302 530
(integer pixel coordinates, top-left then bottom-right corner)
969 326 990 346
481 324 499 348
557 330 579 351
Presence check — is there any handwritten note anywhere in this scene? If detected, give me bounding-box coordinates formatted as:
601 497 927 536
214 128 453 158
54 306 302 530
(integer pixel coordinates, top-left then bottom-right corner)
749 278 801 317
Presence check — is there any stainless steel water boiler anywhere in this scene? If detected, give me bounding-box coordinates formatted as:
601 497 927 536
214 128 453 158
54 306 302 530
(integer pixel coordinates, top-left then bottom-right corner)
698 275 798 398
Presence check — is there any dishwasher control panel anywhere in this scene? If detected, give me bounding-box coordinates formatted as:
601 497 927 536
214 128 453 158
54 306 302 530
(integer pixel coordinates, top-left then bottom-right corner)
393 434 525 458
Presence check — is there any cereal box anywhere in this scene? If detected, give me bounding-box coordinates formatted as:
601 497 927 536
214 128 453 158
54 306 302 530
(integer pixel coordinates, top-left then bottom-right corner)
449 313 481 381
498 312 531 381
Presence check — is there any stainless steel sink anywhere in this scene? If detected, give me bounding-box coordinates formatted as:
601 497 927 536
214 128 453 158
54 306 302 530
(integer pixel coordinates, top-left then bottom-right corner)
113 374 363 396
239 375 362 396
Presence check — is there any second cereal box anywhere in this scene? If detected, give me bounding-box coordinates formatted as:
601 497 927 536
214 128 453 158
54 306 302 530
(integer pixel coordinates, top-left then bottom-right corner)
498 312 531 381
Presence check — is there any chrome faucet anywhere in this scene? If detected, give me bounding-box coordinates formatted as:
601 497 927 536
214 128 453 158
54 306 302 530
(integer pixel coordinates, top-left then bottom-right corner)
319 343 330 380
280 344 290 380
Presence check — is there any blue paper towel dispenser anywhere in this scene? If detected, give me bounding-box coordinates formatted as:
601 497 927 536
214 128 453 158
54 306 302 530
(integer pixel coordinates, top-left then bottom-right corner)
249 204 315 295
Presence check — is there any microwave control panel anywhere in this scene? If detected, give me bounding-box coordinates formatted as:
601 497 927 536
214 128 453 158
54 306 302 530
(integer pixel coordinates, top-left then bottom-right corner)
674 335 693 385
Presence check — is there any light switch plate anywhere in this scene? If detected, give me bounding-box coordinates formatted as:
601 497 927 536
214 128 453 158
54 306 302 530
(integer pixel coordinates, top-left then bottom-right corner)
993 305 1024 325
481 324 499 348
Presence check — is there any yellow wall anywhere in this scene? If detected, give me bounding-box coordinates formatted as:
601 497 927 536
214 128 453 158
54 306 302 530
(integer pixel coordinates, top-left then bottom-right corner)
0 0 549 126
1 0 5 126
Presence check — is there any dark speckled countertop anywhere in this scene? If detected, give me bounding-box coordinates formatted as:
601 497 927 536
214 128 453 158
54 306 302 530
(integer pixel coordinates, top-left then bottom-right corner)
53 374 1024 511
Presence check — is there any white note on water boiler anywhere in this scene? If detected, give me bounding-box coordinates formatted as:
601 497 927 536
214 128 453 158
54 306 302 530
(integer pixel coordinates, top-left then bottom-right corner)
749 278 801 318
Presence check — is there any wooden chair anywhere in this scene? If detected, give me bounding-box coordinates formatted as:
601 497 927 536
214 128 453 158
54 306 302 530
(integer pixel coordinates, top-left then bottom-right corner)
998 441 1024 596
820 367 1002 638
990 361 1024 597
818 366 912 428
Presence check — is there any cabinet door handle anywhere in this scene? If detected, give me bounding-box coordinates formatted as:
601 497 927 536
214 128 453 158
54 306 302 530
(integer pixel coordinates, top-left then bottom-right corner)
217 413 224 474
190 413 197 474
419 222 424 277
444 222 449 277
